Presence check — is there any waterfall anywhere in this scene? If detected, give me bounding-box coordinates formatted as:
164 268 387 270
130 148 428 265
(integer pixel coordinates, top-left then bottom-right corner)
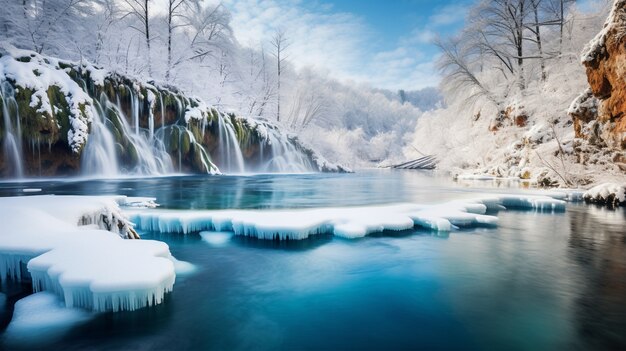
260 131 315 173
0 82 24 178
1 62 324 178
80 93 174 176
81 101 119 176
215 114 245 173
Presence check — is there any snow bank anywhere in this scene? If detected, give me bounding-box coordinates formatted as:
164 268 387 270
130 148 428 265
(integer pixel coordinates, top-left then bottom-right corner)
3 292 95 347
0 195 152 239
128 194 566 240
583 183 626 207
0 195 177 312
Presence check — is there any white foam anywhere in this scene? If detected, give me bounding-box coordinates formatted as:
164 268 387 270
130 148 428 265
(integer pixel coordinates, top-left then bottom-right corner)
128 194 566 240
21 188 42 193
200 231 233 246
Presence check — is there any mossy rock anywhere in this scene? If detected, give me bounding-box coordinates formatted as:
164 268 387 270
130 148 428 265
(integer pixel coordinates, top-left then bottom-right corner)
180 130 191 155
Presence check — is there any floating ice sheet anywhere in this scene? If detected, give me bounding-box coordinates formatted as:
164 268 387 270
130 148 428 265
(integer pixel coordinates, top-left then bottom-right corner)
3 292 95 347
128 194 566 241
0 195 176 312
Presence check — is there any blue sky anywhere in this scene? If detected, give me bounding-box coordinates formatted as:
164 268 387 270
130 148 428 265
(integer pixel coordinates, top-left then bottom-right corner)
222 0 474 91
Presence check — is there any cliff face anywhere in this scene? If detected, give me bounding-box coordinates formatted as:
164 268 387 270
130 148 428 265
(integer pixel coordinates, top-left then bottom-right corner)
575 0 626 150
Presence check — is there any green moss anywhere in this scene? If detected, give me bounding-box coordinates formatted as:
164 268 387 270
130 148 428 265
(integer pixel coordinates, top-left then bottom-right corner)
181 130 191 154
58 62 72 70
106 109 126 144
17 56 31 63
15 87 54 144
167 127 180 152
46 86 69 143
126 143 139 164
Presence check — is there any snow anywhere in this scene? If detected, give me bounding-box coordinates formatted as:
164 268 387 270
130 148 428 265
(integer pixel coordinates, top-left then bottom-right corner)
128 194 565 240
0 195 179 312
0 44 95 153
3 292 95 347
580 0 621 63
184 97 210 123
583 183 626 205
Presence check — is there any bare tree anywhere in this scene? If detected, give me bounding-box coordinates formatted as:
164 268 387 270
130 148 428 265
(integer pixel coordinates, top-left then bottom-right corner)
94 0 118 64
287 70 328 130
185 2 232 62
270 29 290 122
1 0 89 55
545 0 576 53
122 0 152 76
434 36 500 108
166 0 186 81
528 0 547 80
475 0 531 90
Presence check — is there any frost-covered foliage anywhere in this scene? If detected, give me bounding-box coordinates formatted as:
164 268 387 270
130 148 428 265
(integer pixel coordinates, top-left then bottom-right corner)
0 195 183 312
409 1 624 187
128 193 566 240
0 0 429 169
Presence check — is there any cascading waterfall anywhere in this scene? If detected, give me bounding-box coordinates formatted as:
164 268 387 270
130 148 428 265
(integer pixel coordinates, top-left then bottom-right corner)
261 131 315 173
215 114 245 173
81 99 119 176
0 51 328 178
0 82 24 177
81 92 174 176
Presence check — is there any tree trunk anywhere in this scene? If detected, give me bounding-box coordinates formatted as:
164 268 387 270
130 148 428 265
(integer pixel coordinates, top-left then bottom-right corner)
516 0 525 90
166 8 172 81
534 2 546 81
144 0 151 76
277 49 281 122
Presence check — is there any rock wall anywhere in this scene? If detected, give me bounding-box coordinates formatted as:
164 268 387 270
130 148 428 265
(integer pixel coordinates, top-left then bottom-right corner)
576 0 626 150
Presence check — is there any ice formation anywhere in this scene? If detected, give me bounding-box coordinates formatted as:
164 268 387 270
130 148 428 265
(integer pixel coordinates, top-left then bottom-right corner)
0 195 177 312
128 194 566 240
3 292 95 346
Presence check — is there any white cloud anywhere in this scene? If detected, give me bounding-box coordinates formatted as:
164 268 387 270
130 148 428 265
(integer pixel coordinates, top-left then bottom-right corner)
223 0 443 90
429 3 470 27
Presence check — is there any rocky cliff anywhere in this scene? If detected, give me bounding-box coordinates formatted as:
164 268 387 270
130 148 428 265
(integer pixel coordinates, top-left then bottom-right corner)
574 0 626 151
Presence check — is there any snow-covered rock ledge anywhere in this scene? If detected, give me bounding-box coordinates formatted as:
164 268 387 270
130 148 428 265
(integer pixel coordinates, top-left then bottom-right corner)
0 195 179 312
127 194 566 241
583 183 626 207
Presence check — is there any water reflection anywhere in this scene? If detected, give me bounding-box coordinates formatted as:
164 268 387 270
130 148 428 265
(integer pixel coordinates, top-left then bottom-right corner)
567 205 626 350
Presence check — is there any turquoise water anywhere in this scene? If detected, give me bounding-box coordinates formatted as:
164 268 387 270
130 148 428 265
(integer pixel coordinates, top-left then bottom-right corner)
0 171 625 350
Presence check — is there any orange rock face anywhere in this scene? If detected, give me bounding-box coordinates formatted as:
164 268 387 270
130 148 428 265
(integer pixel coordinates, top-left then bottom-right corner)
580 0 626 149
